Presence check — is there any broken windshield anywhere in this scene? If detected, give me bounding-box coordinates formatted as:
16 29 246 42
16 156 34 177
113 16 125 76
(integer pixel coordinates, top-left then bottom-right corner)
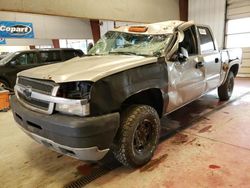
88 31 173 57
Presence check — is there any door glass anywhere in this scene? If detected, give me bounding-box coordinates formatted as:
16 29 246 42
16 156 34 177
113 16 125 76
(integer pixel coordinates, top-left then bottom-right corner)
40 52 49 63
198 26 215 53
40 51 61 63
15 54 28 65
26 53 38 64
179 27 198 56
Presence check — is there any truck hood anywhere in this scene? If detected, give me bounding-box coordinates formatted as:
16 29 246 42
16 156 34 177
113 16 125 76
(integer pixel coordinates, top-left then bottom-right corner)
18 55 157 83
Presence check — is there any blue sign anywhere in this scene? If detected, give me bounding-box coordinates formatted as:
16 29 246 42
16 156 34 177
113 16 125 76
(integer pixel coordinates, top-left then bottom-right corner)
0 21 34 38
0 38 6 44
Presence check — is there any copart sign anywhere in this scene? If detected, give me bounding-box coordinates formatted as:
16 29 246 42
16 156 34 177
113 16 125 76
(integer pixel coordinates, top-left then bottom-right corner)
0 21 34 38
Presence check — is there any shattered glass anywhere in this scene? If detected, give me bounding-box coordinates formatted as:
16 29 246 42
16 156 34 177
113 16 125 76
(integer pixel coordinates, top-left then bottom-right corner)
89 31 173 57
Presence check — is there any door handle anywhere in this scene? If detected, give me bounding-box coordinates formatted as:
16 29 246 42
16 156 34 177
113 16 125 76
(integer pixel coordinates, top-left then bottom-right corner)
215 58 219 63
195 62 204 69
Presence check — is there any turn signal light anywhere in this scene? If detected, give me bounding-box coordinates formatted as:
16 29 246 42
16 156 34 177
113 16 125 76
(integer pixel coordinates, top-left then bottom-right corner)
128 26 148 32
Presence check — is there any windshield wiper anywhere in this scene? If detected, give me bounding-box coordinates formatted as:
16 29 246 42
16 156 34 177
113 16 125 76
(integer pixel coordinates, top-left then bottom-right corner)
86 53 107 56
109 51 138 56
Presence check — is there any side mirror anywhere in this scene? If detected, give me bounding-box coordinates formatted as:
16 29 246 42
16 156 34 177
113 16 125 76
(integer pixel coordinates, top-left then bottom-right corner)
178 47 189 62
10 60 16 67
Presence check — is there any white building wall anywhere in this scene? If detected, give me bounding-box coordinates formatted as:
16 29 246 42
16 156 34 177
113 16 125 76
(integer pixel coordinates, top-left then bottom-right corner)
188 0 226 49
0 11 92 46
0 0 180 23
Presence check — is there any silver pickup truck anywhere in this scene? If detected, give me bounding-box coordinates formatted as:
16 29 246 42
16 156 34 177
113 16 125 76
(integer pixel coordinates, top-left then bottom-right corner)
11 21 242 167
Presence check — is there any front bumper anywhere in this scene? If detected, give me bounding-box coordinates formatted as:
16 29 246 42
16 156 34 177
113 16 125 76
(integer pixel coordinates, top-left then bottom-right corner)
11 96 120 161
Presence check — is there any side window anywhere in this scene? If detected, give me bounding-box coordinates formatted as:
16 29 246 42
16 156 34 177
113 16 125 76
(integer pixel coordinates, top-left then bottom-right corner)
26 53 38 64
40 52 49 63
179 27 198 55
50 51 61 62
198 26 216 53
40 51 61 63
15 53 38 65
15 54 28 65
63 50 77 61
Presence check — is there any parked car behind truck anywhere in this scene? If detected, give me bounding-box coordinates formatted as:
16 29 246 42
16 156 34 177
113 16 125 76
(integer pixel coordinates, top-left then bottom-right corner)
0 48 84 90
11 21 242 167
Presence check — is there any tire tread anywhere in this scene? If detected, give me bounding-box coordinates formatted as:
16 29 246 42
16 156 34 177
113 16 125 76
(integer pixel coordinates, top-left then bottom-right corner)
112 105 160 167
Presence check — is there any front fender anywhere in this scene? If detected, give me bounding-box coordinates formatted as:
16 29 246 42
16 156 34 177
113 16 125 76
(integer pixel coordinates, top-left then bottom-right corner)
89 58 168 115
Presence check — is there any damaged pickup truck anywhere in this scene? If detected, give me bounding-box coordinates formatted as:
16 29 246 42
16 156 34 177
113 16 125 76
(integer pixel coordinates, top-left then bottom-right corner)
11 21 242 167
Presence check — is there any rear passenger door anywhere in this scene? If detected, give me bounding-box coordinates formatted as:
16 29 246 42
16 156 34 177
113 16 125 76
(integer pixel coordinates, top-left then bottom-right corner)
197 26 221 91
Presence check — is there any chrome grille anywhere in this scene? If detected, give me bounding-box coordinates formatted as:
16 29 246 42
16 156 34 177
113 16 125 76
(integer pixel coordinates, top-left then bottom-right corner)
16 77 59 114
18 92 50 110
18 77 56 95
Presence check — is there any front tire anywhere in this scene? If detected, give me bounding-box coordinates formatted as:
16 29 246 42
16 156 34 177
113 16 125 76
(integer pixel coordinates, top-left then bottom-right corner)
112 105 160 168
218 71 234 101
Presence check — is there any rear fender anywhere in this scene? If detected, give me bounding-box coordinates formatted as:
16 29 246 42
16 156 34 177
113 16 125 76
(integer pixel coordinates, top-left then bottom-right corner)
220 61 239 85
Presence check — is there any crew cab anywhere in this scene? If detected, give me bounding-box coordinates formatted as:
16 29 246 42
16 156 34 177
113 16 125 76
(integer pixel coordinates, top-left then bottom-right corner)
0 48 84 90
11 21 242 167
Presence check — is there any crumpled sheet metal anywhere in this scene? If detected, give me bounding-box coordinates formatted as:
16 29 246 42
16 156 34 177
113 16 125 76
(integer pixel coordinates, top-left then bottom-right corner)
90 58 168 115
166 59 206 113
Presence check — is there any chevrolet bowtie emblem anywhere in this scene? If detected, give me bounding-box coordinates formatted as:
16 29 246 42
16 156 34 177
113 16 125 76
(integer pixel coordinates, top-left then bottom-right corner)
23 86 32 100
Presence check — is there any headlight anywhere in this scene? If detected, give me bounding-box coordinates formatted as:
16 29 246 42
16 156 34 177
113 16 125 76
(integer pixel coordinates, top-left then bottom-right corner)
55 81 92 116
55 103 90 116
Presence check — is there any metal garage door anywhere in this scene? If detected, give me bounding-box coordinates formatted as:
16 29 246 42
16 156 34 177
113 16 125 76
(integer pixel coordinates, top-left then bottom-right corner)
226 0 250 77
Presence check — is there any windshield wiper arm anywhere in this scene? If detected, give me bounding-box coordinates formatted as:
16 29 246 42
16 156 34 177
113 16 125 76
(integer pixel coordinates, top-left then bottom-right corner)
109 51 138 55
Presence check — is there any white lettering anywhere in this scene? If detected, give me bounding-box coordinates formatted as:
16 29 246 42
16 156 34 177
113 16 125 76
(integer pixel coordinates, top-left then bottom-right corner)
0 24 31 35
10 27 16 33
0 25 6 31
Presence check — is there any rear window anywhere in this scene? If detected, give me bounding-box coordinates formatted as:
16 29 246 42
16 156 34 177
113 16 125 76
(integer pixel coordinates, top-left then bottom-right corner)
198 26 216 53
40 51 61 62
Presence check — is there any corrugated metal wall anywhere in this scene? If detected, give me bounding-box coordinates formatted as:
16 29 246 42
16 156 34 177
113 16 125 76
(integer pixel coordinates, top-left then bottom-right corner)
188 0 226 49
226 0 250 77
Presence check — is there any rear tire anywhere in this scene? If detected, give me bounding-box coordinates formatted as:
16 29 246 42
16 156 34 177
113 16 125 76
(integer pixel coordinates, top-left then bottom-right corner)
218 71 234 101
112 105 160 168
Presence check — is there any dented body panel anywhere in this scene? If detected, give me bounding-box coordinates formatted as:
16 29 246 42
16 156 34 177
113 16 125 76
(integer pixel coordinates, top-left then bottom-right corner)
90 57 168 115
166 55 206 113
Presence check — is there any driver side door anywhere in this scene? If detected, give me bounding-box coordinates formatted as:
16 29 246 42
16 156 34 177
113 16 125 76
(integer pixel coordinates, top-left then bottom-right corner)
167 26 206 113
